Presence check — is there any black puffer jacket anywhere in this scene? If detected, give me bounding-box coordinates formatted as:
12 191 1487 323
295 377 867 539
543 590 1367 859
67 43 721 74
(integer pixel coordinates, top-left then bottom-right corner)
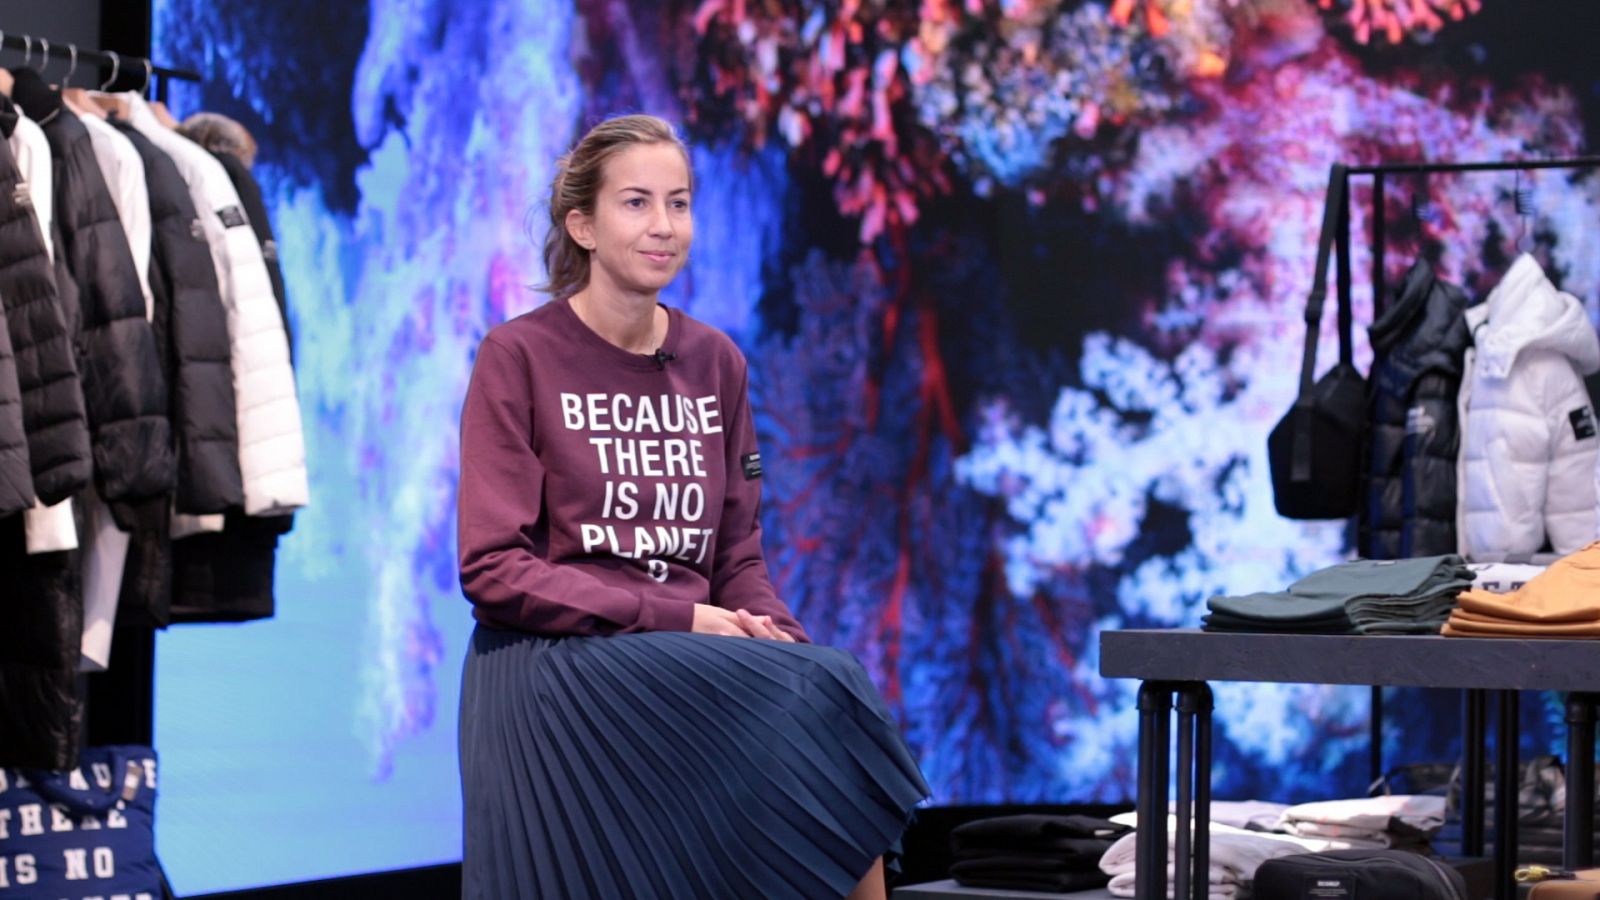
172 510 284 623
1360 258 1473 559
11 69 174 505
0 109 32 516
0 90 91 770
0 508 84 769
0 96 91 506
0 297 30 516
172 152 291 625
115 121 242 514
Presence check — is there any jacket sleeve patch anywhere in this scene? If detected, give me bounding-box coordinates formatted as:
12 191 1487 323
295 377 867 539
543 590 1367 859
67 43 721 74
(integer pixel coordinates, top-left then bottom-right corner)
217 205 249 228
1404 405 1436 436
740 452 762 480
1571 407 1596 440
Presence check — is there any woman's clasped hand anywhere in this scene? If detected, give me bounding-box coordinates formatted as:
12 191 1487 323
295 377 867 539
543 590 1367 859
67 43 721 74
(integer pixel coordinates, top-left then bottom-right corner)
691 604 797 641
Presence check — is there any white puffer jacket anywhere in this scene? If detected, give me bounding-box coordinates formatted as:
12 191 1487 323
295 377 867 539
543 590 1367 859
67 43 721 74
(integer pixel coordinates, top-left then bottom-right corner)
1457 254 1600 559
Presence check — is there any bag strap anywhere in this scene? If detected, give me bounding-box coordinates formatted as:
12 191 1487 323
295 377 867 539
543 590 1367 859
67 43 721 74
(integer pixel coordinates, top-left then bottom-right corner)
1297 162 1351 396
1291 163 1350 481
1335 164 1354 367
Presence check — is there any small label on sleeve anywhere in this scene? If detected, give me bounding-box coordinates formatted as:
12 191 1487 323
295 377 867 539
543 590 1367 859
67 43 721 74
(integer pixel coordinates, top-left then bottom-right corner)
1571 407 1596 440
218 205 249 228
1404 405 1435 436
740 452 762 480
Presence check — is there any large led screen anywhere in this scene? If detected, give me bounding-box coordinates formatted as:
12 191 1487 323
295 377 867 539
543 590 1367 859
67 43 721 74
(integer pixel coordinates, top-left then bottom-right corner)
150 0 1598 892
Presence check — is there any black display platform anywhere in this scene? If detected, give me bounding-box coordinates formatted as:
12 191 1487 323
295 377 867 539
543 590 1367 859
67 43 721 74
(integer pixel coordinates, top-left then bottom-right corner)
1099 628 1600 900
1101 629 1600 691
894 880 1113 899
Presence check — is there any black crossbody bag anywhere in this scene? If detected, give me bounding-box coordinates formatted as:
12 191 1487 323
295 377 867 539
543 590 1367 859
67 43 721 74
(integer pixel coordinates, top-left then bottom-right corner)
1254 849 1467 900
1269 162 1367 519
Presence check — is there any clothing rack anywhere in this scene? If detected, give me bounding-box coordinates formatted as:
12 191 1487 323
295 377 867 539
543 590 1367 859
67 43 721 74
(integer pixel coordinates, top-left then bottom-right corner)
1349 156 1600 316
0 25 202 760
1336 156 1600 857
0 30 200 101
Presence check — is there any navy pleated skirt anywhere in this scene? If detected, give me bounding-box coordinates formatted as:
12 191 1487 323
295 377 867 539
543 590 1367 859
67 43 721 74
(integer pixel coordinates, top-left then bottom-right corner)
459 626 931 899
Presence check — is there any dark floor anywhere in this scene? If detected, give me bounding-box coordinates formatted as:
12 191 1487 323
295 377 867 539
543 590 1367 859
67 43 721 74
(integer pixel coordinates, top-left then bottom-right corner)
188 804 1134 899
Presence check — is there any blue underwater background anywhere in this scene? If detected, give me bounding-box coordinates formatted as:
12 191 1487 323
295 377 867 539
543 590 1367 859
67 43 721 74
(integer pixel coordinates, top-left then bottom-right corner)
149 0 1600 892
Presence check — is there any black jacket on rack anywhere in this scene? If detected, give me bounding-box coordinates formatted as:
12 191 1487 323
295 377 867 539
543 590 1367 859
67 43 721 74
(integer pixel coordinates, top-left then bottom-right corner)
112 121 249 628
1360 258 1472 559
0 107 32 517
11 68 175 512
0 102 88 771
0 96 91 507
0 284 30 517
169 149 291 625
0 508 84 770
114 121 241 515
0 214 98 773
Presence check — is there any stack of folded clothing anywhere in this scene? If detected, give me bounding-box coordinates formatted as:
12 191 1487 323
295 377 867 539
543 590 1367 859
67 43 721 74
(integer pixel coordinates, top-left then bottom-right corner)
1466 562 1548 594
1444 542 1600 637
1205 800 1292 832
1097 815 1338 899
1204 555 1475 634
948 814 1130 892
1276 795 1446 850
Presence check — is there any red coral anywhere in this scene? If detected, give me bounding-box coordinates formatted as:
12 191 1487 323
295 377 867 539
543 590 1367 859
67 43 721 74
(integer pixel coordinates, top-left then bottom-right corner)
1317 0 1483 44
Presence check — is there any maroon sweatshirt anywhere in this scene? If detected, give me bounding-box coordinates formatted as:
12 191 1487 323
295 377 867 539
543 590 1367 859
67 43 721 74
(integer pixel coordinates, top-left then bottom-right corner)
456 297 808 641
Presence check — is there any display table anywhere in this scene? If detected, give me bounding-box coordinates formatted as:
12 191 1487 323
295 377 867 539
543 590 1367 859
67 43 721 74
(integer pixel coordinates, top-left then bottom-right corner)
892 880 1113 899
1098 629 1600 900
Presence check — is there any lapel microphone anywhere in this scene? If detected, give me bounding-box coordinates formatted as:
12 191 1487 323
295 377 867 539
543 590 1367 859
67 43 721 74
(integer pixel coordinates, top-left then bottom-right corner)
651 348 677 370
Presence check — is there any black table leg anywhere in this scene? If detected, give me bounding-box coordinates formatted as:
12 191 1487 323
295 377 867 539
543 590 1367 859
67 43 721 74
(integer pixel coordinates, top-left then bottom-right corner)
1565 692 1596 870
1463 688 1486 857
1370 684 1384 787
1137 682 1174 900
1181 684 1213 900
1175 685 1194 900
1493 690 1519 900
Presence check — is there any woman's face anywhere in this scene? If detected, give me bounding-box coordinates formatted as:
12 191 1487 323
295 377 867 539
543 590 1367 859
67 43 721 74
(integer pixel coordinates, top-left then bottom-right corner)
568 142 694 300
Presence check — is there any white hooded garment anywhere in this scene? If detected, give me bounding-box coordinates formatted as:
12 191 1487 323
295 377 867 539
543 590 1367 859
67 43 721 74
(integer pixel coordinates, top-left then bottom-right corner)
1458 253 1600 559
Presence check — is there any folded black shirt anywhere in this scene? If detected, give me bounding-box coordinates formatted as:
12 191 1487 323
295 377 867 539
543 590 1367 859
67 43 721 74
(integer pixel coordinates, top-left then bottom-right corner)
952 841 1113 865
949 862 1111 892
950 814 1130 852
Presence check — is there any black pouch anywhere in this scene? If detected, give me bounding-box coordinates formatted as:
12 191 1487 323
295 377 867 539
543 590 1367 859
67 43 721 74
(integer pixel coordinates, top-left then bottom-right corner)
1253 849 1467 900
1268 162 1368 519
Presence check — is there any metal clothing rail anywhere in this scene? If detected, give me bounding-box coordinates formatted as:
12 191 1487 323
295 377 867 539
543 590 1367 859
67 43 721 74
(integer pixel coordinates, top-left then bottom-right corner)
1348 156 1600 313
0 29 200 102
0 21 206 792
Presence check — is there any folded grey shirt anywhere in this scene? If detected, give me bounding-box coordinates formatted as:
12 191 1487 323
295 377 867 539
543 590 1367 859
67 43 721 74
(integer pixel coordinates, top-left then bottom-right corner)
1207 556 1472 629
